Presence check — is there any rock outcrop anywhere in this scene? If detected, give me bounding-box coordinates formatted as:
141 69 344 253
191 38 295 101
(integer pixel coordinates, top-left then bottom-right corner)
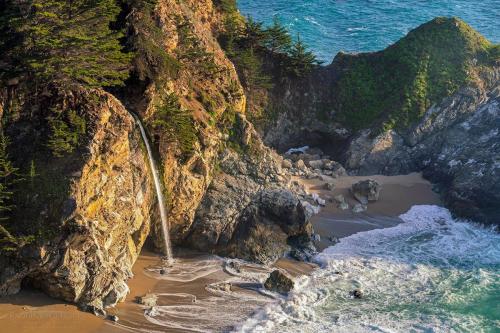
0 0 315 312
351 179 382 204
0 88 155 311
345 72 500 224
187 115 313 264
248 18 500 225
264 269 295 294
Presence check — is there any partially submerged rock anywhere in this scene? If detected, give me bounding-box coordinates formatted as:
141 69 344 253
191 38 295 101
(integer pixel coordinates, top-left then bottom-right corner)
349 289 363 299
264 270 295 294
323 182 335 191
334 194 349 210
137 293 158 307
351 179 381 204
352 203 368 213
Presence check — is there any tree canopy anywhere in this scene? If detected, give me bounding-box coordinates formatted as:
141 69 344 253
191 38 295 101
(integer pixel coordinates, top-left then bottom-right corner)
0 0 132 88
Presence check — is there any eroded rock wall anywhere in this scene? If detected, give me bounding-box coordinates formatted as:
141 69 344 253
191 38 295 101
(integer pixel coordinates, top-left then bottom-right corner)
0 88 155 311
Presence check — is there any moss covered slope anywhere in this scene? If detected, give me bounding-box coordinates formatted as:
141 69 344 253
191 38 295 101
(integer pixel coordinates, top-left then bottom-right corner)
332 17 499 131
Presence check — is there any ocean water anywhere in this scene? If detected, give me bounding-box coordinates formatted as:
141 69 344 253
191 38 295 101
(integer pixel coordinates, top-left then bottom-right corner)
236 205 500 332
237 0 500 62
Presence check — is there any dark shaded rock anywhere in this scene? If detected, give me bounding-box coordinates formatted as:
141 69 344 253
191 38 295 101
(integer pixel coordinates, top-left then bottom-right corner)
83 304 106 317
264 270 295 294
352 203 368 213
107 315 119 322
349 289 363 299
226 189 313 264
351 179 381 204
323 182 335 191
187 120 314 264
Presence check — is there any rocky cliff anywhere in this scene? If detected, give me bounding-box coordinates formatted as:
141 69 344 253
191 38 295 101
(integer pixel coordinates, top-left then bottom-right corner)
252 18 500 225
0 0 312 312
0 87 154 312
0 1 497 316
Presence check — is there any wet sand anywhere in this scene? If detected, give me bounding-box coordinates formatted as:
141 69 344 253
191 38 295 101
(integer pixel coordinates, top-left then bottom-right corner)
0 173 440 333
299 172 442 250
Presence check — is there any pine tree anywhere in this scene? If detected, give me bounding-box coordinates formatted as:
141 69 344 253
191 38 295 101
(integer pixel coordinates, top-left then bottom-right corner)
1 0 132 88
0 131 18 222
243 16 267 50
287 34 320 77
263 16 292 54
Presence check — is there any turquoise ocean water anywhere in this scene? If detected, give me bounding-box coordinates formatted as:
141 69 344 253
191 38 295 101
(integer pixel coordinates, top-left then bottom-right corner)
237 0 500 62
235 2 500 332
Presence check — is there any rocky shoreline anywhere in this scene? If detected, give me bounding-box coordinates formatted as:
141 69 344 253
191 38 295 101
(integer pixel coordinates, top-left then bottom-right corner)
0 0 498 325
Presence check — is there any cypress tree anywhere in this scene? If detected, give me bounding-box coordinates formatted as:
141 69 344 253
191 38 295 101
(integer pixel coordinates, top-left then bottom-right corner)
287 34 320 77
263 16 292 54
1 0 132 88
0 131 18 223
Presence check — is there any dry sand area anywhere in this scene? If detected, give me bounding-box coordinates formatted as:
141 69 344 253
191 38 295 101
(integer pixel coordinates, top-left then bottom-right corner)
300 172 442 250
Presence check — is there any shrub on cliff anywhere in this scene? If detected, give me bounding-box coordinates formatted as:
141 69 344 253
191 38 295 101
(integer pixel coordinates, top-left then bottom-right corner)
334 17 499 131
47 110 87 157
124 0 181 83
285 35 322 77
151 93 197 161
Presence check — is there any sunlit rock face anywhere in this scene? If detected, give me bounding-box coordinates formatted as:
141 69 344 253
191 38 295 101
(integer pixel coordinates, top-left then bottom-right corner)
0 88 155 311
344 70 500 225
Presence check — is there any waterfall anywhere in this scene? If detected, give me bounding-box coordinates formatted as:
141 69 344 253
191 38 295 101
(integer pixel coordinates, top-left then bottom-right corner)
131 113 173 262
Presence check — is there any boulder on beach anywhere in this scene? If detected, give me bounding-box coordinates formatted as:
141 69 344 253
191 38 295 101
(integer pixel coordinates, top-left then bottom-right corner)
264 270 295 294
323 182 335 191
137 293 158 307
351 179 381 204
308 159 324 169
352 203 368 213
295 159 306 170
282 159 293 169
333 194 349 210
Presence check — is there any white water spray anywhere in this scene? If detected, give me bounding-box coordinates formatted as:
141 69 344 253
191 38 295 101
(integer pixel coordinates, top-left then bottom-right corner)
132 113 173 262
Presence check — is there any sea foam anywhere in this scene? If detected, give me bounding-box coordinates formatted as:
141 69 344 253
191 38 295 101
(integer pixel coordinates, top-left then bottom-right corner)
235 205 500 333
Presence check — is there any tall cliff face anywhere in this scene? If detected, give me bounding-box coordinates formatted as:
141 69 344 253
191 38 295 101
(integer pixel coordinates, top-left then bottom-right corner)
0 87 154 311
250 18 500 225
0 0 312 311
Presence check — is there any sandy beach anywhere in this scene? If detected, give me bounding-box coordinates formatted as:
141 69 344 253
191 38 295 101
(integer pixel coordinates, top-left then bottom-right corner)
0 173 441 333
300 173 441 250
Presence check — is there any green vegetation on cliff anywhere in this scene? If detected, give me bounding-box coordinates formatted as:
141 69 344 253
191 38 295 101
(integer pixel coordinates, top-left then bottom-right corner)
47 109 87 157
151 93 197 161
220 13 321 91
334 17 499 131
0 0 132 88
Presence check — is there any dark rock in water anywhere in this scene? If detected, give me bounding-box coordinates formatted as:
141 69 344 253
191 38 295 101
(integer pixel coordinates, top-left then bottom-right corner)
264 270 295 294
328 236 339 244
323 182 335 191
159 268 166 275
225 260 242 274
83 304 106 317
136 293 158 307
349 289 363 299
145 306 160 317
107 315 119 322
352 203 368 213
351 179 381 204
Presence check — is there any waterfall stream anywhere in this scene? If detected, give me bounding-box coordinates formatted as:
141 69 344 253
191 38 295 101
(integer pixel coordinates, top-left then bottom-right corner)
131 112 173 262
